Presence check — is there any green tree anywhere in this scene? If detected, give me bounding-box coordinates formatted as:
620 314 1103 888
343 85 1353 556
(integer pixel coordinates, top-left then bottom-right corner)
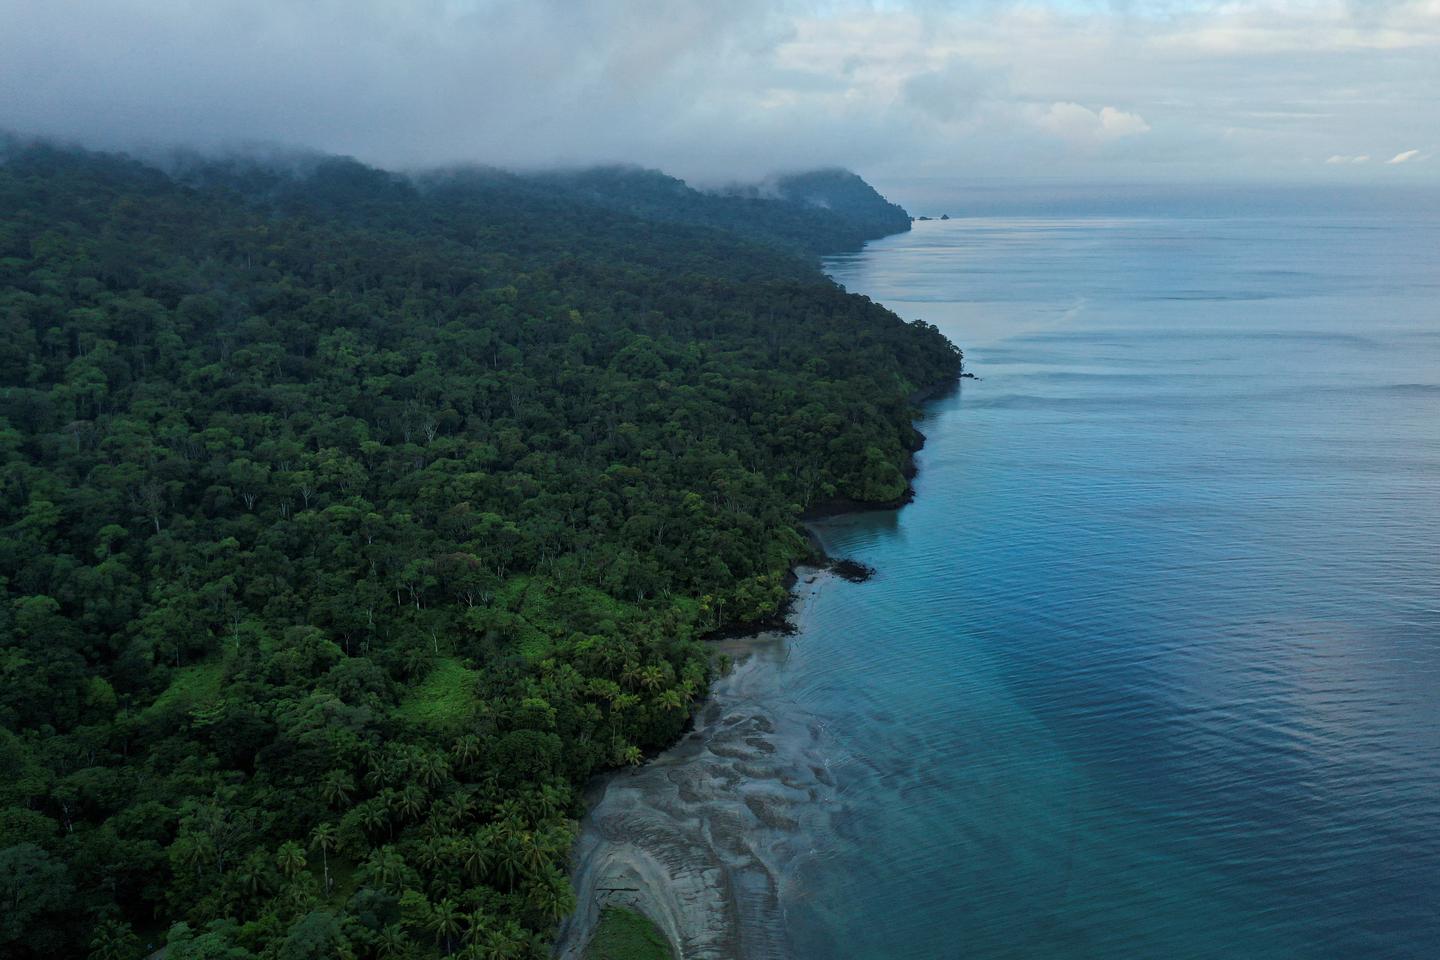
88 918 141 960
0 844 73 949
277 840 308 880
309 823 338 895
425 898 463 954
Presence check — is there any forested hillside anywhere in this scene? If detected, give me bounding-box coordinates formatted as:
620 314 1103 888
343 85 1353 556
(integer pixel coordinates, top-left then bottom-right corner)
0 140 959 959
727 168 914 241
517 165 911 256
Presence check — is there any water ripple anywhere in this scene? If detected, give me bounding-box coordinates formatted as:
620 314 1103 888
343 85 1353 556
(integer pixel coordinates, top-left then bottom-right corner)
777 210 1440 959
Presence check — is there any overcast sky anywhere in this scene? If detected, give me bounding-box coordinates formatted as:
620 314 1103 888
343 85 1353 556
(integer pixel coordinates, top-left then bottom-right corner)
3 1 1437 186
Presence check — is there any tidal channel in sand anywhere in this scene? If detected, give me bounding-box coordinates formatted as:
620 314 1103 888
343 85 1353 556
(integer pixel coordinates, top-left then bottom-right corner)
553 569 843 960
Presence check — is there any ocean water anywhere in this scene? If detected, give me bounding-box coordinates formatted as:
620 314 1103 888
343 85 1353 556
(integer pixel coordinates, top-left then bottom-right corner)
777 193 1440 959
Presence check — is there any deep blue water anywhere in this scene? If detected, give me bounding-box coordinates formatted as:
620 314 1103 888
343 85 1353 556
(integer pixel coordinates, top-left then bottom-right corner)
777 197 1440 959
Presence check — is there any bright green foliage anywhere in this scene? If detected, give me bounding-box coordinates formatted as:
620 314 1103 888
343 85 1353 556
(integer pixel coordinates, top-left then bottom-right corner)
397 659 482 732
0 138 960 958
585 908 674 960
141 660 226 721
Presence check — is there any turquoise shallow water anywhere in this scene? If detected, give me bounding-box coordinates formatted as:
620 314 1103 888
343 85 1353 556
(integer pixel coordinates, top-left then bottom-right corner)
776 198 1440 959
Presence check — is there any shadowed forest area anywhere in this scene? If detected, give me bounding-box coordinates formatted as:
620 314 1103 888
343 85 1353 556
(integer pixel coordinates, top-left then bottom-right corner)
0 139 957 959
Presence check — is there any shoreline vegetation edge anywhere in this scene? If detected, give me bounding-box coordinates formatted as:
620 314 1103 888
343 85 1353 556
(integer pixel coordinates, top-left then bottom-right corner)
556 367 963 959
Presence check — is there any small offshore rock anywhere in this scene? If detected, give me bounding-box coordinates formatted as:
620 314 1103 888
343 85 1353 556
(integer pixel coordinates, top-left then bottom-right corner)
830 558 876 582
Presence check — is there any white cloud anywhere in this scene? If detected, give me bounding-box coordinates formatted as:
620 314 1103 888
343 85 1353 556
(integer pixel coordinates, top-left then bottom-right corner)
1032 102 1151 146
1097 107 1153 140
1326 154 1371 164
1 1 1438 182
1386 149 1423 164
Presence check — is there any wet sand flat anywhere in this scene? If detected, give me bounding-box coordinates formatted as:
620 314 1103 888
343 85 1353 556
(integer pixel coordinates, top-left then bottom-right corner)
554 571 837 959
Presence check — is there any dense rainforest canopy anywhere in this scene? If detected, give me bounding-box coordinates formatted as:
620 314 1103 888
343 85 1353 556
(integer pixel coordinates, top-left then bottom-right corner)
0 138 959 959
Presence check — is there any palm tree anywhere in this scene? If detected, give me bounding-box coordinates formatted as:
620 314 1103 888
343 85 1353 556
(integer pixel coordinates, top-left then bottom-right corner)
481 922 532 960
310 822 338 895
461 908 492 945
276 840 307 879
525 867 575 923
420 812 450 843
461 833 492 882
375 923 411 959
444 789 474 826
364 846 408 892
638 664 665 691
656 688 684 712
491 837 526 891
402 646 432 679
88 917 140 960
491 800 527 829
367 753 400 790
173 833 215 878
416 836 449 872
538 822 576 860
517 831 548 877
322 770 354 807
398 783 427 821
524 784 567 823
235 850 270 898
425 898 463 954
451 734 481 767
418 752 450 788
358 799 388 838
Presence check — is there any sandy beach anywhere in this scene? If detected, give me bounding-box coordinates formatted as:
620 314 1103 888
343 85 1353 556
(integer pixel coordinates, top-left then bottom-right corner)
553 570 841 959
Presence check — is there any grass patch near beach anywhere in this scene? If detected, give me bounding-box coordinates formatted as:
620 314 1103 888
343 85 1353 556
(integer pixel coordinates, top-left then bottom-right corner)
585 908 673 960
